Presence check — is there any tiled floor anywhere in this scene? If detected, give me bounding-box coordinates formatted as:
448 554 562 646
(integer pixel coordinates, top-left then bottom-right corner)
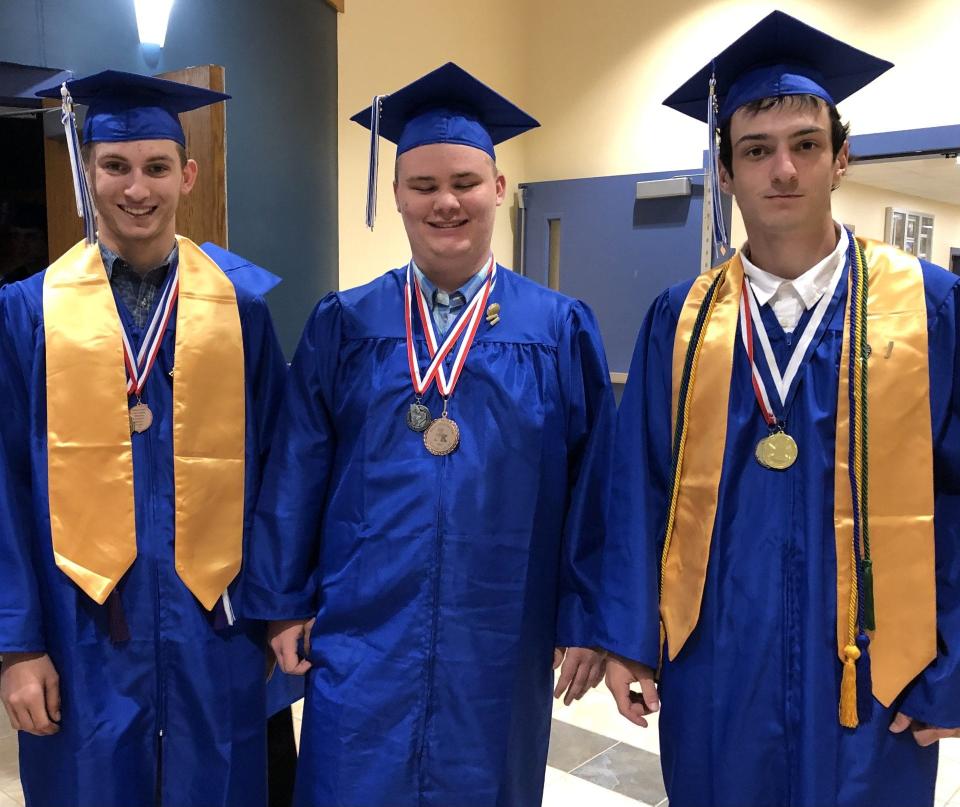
2 689 960 805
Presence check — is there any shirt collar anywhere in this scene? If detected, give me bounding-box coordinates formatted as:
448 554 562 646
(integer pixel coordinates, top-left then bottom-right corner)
100 242 179 281
412 259 490 311
741 224 848 309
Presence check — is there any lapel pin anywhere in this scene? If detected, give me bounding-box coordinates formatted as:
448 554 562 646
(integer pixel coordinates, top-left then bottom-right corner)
486 303 501 326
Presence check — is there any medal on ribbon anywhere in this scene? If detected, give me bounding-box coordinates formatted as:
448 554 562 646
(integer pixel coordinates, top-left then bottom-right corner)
739 238 848 470
404 256 496 454
120 265 179 433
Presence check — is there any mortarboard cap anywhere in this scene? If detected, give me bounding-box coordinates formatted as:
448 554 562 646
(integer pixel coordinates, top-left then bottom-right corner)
663 11 892 263
37 69 230 147
664 11 893 126
350 62 539 228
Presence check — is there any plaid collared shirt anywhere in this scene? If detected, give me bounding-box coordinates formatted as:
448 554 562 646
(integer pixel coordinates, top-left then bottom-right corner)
100 243 178 328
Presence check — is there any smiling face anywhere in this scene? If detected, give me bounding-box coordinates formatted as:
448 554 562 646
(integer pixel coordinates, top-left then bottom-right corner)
86 139 197 265
393 142 505 288
719 98 848 242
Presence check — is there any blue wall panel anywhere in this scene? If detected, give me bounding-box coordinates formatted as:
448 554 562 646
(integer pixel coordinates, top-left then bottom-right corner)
521 169 704 375
0 0 338 355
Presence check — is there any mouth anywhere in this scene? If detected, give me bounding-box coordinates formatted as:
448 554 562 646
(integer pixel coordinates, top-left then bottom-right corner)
118 204 157 218
765 194 803 200
427 219 468 229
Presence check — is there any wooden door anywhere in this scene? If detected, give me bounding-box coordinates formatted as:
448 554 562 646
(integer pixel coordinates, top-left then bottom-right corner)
44 64 228 262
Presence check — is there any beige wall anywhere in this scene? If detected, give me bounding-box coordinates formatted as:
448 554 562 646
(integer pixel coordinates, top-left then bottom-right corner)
834 182 960 268
338 0 959 289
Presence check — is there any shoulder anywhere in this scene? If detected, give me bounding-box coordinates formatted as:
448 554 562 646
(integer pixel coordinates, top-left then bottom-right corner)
919 259 960 318
0 270 46 326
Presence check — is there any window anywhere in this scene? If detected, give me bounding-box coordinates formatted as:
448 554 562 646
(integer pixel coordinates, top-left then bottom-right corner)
884 207 934 261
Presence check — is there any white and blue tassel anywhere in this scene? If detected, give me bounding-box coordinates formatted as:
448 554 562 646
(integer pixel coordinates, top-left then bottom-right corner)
60 83 97 244
706 71 729 263
365 94 385 230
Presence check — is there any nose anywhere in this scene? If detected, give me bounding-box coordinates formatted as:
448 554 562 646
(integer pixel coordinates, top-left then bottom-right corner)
124 171 150 203
432 188 461 218
770 146 798 188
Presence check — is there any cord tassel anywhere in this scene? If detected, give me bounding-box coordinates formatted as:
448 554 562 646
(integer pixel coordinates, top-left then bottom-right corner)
839 643 861 728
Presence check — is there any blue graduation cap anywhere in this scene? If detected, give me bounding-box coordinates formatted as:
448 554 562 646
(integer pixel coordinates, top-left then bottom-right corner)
663 11 893 260
35 69 230 245
37 69 230 147
350 62 539 228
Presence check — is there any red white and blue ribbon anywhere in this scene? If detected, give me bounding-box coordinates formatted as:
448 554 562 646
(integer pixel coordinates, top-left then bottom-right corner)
404 255 496 399
738 243 846 424
120 266 180 398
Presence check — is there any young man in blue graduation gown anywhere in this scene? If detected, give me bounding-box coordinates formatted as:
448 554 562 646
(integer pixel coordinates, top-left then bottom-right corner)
243 63 614 807
598 12 960 807
0 71 288 807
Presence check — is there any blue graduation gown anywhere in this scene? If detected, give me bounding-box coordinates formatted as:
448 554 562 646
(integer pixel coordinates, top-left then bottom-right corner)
0 260 287 807
243 265 614 807
597 257 960 807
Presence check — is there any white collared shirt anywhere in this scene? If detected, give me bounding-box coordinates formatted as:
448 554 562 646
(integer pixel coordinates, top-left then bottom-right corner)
741 225 849 333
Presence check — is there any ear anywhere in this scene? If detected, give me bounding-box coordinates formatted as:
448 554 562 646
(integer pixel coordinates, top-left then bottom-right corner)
718 160 734 196
832 141 850 190
393 179 401 212
180 159 199 196
495 172 506 207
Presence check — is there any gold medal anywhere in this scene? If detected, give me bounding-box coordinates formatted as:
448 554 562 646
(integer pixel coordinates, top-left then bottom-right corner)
423 415 460 456
755 431 798 470
129 401 154 434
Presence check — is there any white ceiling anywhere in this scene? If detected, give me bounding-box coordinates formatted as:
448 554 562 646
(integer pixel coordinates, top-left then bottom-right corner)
846 155 960 207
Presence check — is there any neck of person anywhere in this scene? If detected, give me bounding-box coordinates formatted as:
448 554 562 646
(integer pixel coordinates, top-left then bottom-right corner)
415 250 492 293
100 231 177 276
743 216 839 281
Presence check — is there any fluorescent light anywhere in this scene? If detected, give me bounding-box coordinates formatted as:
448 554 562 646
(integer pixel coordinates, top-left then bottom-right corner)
135 0 174 47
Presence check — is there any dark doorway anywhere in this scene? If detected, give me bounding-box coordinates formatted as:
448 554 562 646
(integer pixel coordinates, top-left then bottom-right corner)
0 110 48 285
950 248 960 276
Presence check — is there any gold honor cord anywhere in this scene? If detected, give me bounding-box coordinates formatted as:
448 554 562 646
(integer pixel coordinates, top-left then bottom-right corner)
43 237 246 610
662 239 935 721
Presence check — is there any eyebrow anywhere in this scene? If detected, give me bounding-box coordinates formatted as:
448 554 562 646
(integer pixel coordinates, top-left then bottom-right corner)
404 170 482 182
96 152 175 163
734 126 826 147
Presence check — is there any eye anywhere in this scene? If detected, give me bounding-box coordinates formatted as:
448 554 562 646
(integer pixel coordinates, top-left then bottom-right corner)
146 163 171 176
796 140 819 151
743 145 767 159
454 181 480 191
101 161 126 173
410 184 436 193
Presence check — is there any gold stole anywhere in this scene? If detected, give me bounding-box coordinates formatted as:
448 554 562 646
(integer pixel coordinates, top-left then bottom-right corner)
43 236 246 611
662 239 935 706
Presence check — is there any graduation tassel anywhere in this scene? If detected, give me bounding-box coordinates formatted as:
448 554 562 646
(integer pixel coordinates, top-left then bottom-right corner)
839 644 860 728
705 70 729 262
59 82 97 244
364 94 385 229
861 558 876 631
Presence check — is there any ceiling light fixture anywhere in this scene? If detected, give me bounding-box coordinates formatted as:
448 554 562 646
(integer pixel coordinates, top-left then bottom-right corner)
134 0 174 47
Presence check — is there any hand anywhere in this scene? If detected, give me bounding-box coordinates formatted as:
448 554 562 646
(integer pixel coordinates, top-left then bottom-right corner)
267 618 315 676
553 647 606 705
0 652 61 736
890 711 960 746
605 655 659 727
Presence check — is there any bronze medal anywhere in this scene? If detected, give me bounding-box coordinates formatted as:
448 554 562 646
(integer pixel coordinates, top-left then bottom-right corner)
755 431 798 470
129 401 154 434
423 415 460 456
406 402 432 433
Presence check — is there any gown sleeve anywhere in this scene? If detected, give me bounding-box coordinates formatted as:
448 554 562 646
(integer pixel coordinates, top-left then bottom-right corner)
899 279 960 726
554 301 616 649
0 285 46 652
594 290 678 669
240 293 342 621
